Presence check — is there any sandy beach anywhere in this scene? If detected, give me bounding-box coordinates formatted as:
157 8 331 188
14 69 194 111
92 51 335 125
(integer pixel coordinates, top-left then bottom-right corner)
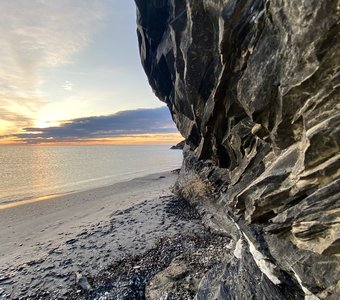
0 170 228 299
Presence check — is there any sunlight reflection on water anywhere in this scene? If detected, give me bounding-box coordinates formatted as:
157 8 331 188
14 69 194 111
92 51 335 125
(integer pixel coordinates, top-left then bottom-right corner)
0 145 182 204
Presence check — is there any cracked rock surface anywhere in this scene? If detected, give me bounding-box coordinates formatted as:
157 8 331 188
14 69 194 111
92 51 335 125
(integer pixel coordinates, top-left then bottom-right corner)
135 0 340 298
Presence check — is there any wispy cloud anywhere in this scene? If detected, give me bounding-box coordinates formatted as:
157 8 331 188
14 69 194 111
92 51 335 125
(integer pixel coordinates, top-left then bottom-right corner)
1 107 178 144
62 81 73 91
0 0 105 133
0 107 33 134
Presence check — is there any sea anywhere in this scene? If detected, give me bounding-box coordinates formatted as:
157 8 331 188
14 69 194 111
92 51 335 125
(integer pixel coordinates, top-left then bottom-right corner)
0 145 183 205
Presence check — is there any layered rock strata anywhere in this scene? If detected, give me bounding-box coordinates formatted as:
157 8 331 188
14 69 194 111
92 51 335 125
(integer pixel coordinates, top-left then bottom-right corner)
135 0 339 298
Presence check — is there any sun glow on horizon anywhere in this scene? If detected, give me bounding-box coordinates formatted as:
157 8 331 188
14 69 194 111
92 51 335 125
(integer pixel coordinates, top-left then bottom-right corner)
0 132 183 146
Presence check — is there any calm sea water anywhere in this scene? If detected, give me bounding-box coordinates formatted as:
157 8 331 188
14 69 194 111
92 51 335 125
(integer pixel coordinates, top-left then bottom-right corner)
0 145 183 204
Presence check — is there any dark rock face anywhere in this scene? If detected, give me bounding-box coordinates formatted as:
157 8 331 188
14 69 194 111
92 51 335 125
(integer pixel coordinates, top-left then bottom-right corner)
136 0 339 298
170 140 185 149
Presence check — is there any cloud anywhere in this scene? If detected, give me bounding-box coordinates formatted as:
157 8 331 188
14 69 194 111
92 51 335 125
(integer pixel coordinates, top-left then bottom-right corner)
1 107 178 144
62 81 73 91
0 0 105 132
0 107 34 136
0 0 105 70
0 108 31 124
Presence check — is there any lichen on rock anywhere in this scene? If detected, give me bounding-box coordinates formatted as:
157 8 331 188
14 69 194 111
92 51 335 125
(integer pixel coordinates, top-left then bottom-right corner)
135 0 340 298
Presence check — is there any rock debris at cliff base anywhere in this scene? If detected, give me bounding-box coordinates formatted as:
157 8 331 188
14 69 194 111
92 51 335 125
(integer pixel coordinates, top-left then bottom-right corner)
65 197 232 300
135 0 340 298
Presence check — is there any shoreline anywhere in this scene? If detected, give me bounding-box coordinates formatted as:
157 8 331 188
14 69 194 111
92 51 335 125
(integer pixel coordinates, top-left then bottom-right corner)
0 193 71 210
0 169 222 299
0 168 231 299
0 182 230 299
0 170 179 266
0 169 180 210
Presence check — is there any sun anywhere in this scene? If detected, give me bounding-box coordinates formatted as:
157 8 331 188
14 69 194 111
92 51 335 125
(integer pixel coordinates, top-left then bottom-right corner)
34 118 60 129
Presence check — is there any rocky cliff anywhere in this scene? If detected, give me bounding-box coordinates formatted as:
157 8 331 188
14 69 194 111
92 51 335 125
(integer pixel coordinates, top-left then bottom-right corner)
135 0 340 298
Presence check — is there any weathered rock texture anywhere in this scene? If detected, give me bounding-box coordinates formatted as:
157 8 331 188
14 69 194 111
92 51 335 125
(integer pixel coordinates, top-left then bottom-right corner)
135 0 339 298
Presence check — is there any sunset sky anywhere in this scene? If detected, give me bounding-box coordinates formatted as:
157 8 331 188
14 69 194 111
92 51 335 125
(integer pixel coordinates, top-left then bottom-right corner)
0 0 181 144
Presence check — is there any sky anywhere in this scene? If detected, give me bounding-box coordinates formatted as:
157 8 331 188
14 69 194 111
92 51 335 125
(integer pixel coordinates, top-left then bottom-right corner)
0 0 181 145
